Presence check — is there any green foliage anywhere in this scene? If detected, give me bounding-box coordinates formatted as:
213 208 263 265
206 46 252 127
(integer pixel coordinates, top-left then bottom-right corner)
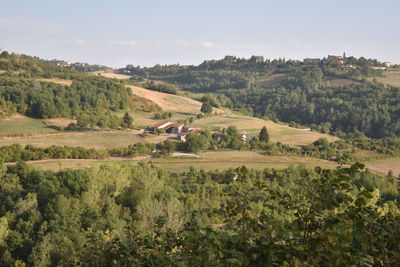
154 111 173 120
120 55 399 138
143 80 178 94
258 126 270 143
0 54 131 120
0 144 107 162
107 142 155 157
200 101 213 115
0 162 399 265
155 140 176 157
121 112 134 128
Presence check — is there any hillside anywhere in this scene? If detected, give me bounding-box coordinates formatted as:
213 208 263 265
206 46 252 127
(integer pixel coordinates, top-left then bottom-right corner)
120 55 400 138
1 52 398 177
0 54 399 267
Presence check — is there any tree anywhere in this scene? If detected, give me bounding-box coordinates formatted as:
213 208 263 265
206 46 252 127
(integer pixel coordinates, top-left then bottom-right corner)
200 102 212 115
259 126 270 143
122 112 134 128
156 140 176 156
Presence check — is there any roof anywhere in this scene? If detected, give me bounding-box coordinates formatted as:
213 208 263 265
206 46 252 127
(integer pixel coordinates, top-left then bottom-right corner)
212 131 225 137
151 121 171 128
184 125 202 129
165 123 184 130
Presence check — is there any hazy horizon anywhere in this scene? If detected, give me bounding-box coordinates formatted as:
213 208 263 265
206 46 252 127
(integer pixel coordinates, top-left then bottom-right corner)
1 0 399 68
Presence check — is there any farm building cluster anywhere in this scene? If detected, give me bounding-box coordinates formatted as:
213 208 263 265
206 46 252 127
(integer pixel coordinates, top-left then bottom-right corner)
145 121 248 143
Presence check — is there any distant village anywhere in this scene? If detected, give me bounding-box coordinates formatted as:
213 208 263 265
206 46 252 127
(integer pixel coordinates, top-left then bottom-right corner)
302 53 395 70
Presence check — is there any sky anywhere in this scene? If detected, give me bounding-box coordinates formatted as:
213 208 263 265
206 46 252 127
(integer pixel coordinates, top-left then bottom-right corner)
1 0 399 68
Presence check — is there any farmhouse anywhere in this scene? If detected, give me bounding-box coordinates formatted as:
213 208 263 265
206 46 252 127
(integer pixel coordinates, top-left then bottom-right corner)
165 123 184 134
328 55 343 60
241 134 249 142
212 131 225 143
183 125 203 133
49 59 71 67
384 62 394 68
145 121 172 134
327 55 344 65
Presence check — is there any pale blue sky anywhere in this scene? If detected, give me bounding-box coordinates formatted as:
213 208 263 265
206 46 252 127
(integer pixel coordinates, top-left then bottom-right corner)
1 0 399 67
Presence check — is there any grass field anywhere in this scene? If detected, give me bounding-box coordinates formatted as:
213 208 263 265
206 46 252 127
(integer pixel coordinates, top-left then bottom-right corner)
128 85 225 115
364 157 400 177
25 150 338 172
0 129 169 149
192 113 338 146
43 118 76 128
0 115 58 137
376 69 400 87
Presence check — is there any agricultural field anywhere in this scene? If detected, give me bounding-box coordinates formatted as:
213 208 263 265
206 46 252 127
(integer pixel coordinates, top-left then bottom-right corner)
43 118 77 128
152 151 338 172
128 85 225 115
25 150 338 172
91 70 131 80
192 113 338 146
376 69 400 87
0 130 169 149
364 157 400 177
0 114 58 137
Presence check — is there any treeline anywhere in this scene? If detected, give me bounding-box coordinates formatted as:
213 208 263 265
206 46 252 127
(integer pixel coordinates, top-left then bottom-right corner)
142 80 178 94
69 112 134 130
0 142 157 162
0 144 107 162
0 75 131 119
0 52 84 79
0 161 399 265
0 52 132 119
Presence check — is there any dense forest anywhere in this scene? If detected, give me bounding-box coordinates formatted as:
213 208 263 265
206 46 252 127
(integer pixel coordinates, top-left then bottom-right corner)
0 162 399 266
0 52 131 119
121 55 400 138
